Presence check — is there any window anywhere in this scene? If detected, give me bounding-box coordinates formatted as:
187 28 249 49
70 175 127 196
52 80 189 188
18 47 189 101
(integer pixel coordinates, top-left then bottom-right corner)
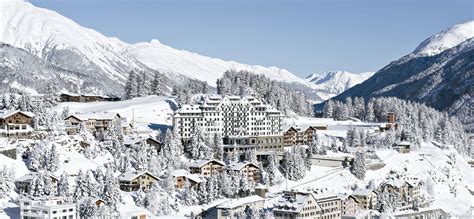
53 211 57 214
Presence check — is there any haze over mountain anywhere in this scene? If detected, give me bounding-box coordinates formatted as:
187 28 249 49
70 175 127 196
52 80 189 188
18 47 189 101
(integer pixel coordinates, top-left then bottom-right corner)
334 20 474 131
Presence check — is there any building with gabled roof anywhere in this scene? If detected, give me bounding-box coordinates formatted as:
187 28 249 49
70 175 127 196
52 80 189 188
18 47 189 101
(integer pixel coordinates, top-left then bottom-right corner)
352 188 378 210
118 170 159 192
227 161 260 182
0 110 34 138
171 169 204 189
189 159 225 177
273 191 323 219
215 195 265 219
15 172 59 194
338 193 360 216
65 111 122 136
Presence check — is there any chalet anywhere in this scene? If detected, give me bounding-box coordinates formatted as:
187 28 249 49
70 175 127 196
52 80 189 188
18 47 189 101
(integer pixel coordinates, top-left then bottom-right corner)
171 169 204 189
393 141 411 154
65 112 122 135
118 170 159 192
338 193 360 216
352 188 378 210
189 159 225 177
59 93 106 102
283 126 317 147
0 110 34 138
123 136 162 151
121 119 134 135
15 173 58 194
227 162 260 182
215 195 265 219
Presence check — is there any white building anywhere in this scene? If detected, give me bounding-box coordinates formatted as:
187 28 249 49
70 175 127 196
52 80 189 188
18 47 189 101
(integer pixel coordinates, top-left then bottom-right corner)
173 95 284 150
215 195 265 219
19 196 76 219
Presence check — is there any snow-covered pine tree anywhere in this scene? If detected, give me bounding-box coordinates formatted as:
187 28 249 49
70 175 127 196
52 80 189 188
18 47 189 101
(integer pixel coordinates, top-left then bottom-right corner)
151 72 167 96
351 150 366 180
212 133 224 161
78 197 98 218
100 171 122 212
182 180 198 206
0 166 14 199
125 71 138 99
57 171 70 198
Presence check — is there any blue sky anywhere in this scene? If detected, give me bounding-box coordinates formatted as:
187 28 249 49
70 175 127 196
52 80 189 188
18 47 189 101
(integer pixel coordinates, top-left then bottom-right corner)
30 0 473 77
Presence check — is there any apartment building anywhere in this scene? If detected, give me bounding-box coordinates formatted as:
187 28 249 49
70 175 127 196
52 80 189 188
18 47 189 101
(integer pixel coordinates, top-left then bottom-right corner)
19 196 76 219
173 95 284 151
314 193 343 219
283 126 317 146
274 191 343 219
189 159 225 177
171 169 204 189
338 194 360 216
352 188 378 210
0 110 34 138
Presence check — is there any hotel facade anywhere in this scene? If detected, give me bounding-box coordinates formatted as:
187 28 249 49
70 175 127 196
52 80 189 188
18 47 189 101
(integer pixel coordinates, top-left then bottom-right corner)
173 95 285 151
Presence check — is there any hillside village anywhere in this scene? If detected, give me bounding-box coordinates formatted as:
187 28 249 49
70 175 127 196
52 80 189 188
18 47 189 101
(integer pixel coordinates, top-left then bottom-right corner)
0 87 472 219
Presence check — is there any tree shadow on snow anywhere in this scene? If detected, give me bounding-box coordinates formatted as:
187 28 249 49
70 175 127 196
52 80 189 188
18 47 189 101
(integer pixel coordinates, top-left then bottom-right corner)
148 123 172 133
4 207 20 218
166 99 178 111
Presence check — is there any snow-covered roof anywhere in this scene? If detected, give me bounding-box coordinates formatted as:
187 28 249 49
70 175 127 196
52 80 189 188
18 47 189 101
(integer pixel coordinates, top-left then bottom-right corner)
67 112 120 121
217 195 264 209
15 172 58 183
0 110 34 119
395 141 411 146
189 159 225 168
352 188 375 197
170 169 204 183
123 136 159 146
227 161 259 171
273 192 314 213
118 170 158 182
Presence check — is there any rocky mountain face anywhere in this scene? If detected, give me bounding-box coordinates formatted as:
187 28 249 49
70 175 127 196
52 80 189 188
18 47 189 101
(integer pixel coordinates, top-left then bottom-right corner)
333 21 474 131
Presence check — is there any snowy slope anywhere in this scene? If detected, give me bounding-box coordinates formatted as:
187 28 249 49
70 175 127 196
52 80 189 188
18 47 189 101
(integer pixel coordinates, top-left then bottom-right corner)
54 96 176 132
0 0 312 91
129 40 314 87
305 71 374 100
412 20 474 57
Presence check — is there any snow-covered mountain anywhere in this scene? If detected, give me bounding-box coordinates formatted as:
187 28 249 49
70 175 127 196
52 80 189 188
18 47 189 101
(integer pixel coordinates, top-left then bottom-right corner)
129 40 313 87
305 71 374 100
412 21 474 57
0 0 314 94
334 21 474 131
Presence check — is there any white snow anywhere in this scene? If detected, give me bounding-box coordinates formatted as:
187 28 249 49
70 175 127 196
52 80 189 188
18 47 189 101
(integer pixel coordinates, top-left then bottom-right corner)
412 20 474 57
305 71 374 100
54 96 175 132
129 39 314 87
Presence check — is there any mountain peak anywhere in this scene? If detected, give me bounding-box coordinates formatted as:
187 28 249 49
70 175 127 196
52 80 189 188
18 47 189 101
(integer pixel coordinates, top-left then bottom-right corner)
412 20 474 57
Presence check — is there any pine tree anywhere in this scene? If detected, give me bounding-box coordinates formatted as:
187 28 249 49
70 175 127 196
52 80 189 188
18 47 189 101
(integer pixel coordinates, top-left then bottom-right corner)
78 197 98 218
151 72 166 96
351 151 366 180
182 180 198 206
212 133 224 161
47 144 59 172
0 166 14 199
57 172 70 197
100 171 122 212
125 71 138 99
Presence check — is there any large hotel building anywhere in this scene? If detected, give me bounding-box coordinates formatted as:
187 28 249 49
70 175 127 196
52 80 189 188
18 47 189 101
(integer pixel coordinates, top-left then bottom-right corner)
173 95 285 151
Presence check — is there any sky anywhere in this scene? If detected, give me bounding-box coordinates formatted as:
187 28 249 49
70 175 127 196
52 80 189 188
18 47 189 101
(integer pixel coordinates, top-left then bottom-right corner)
29 0 473 77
